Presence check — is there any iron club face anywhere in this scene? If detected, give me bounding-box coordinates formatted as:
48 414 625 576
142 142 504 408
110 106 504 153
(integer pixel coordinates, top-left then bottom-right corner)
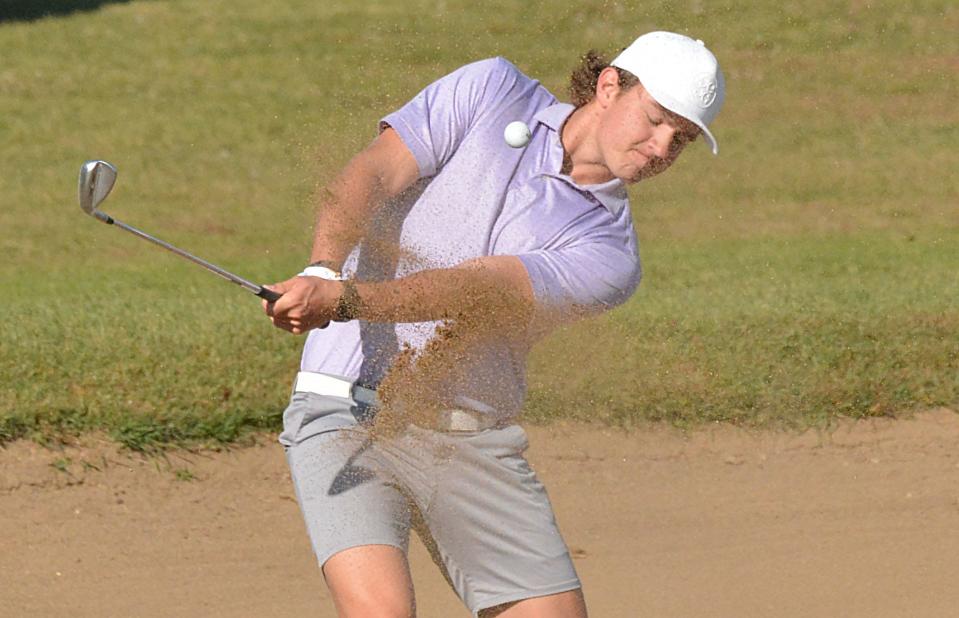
78 160 118 223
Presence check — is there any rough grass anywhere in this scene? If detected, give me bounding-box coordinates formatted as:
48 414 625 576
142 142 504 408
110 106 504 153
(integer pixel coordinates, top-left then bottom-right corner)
527 232 959 428
0 0 956 448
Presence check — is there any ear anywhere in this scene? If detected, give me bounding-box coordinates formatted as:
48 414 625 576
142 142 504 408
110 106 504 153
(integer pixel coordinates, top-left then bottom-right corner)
595 67 624 108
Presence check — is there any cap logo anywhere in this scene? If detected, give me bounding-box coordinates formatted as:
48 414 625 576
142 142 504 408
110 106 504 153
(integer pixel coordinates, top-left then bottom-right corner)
695 74 718 108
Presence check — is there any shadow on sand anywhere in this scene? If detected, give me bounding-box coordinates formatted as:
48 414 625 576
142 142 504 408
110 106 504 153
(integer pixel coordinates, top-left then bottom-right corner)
0 0 135 23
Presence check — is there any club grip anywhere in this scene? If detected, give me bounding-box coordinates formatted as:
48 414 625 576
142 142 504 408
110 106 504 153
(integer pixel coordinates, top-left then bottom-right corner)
256 287 282 303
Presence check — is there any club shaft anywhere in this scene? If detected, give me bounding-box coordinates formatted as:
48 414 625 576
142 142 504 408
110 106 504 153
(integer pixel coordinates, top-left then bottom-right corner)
110 218 274 298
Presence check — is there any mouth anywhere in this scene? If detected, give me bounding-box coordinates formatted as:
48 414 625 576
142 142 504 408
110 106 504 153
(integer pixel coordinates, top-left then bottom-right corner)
624 150 649 172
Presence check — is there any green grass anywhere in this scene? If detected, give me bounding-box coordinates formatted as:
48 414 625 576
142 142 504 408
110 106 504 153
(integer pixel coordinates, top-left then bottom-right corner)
527 231 959 428
1 0 956 447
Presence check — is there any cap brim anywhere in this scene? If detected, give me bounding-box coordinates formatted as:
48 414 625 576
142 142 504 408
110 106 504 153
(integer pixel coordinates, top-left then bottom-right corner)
700 124 719 155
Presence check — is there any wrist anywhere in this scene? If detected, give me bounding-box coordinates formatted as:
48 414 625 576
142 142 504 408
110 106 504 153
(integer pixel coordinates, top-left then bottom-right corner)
333 279 364 321
299 265 343 280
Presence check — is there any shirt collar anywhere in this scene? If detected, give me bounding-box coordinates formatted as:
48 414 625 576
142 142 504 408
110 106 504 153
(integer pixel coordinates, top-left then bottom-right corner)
532 103 629 218
532 102 575 133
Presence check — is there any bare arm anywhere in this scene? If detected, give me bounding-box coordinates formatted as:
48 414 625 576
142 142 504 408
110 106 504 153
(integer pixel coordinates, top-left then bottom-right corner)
355 256 532 324
265 255 534 335
309 127 419 269
263 127 534 334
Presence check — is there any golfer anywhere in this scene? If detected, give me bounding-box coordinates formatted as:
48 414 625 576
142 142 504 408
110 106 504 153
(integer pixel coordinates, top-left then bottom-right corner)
264 31 725 617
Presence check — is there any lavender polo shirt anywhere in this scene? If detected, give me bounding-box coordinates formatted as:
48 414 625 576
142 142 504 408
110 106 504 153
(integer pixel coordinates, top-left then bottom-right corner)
297 57 641 424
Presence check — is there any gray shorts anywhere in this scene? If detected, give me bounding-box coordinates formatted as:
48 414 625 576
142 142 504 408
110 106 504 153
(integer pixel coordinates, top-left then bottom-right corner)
283 393 581 615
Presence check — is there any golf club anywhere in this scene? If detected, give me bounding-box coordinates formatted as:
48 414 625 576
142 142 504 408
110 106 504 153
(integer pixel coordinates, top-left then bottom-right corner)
77 160 282 303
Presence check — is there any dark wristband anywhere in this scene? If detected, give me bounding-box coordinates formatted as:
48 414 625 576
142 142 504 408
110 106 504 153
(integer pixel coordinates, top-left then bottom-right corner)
333 279 363 321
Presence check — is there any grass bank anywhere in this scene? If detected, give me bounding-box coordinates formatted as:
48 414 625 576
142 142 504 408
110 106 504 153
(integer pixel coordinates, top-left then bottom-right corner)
1 0 956 448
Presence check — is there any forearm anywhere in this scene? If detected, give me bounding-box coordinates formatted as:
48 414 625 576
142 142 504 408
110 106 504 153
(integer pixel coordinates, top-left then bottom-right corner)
310 159 388 268
310 128 419 269
263 256 534 336
352 257 534 327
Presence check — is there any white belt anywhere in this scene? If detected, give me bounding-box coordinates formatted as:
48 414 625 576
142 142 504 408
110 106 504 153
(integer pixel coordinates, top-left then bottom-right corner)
292 371 376 404
292 371 500 432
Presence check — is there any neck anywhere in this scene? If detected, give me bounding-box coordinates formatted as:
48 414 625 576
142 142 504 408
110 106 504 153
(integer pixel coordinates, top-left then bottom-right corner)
560 102 615 185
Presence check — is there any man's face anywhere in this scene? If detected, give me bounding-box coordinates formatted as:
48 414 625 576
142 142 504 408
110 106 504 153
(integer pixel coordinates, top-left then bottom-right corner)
597 83 700 184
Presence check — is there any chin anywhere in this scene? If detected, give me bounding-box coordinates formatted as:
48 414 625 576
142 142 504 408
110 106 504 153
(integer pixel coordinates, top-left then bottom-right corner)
614 163 644 184
620 166 655 184
636 160 673 183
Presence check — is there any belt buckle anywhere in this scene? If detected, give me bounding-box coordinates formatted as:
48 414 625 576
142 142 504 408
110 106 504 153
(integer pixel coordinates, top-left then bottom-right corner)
438 409 486 432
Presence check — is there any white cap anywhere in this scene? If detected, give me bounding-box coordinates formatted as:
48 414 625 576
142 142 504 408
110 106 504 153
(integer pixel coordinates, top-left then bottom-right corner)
611 31 725 154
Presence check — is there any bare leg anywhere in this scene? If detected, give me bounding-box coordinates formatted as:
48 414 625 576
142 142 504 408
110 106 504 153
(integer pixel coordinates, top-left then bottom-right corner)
323 544 416 618
479 589 588 618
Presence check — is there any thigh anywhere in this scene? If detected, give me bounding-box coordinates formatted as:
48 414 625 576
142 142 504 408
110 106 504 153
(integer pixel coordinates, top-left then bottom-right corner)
286 427 413 568
480 589 587 618
324 544 416 618
414 425 582 616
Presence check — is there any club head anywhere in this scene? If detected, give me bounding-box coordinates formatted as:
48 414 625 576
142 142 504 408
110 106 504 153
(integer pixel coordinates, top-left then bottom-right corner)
78 160 118 219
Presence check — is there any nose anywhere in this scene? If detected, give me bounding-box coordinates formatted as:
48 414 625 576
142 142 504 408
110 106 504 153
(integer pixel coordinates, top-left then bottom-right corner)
649 125 676 159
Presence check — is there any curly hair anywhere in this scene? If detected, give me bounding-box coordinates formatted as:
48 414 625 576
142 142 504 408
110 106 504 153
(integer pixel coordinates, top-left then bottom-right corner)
568 49 640 108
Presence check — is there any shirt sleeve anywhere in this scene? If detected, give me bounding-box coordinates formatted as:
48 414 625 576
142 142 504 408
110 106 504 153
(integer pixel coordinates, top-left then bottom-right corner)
518 240 642 312
380 57 523 178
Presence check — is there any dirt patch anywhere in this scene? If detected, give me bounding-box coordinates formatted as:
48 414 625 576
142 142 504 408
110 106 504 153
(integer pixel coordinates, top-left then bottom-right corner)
2 409 958 617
